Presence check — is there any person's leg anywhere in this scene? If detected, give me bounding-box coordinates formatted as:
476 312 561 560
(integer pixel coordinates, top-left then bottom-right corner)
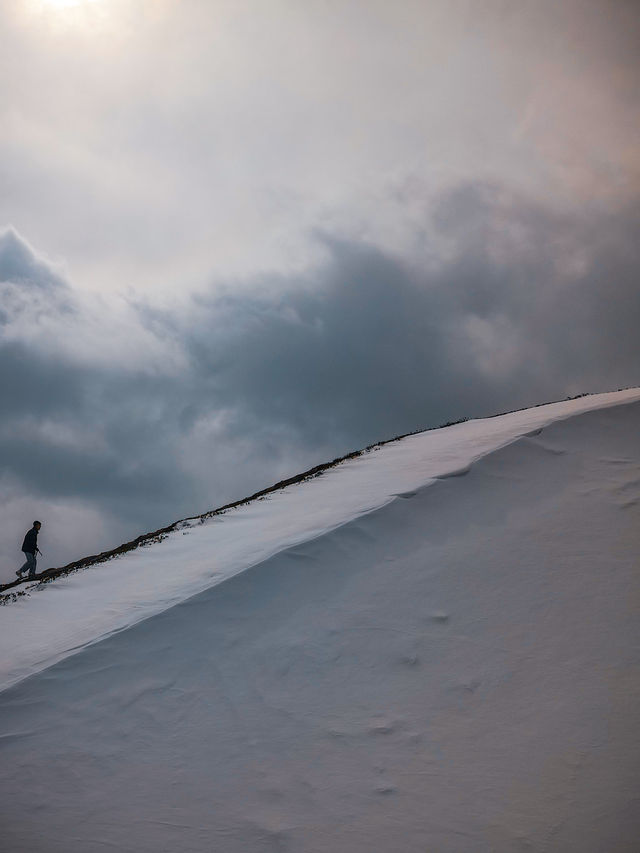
26 552 37 579
16 553 31 577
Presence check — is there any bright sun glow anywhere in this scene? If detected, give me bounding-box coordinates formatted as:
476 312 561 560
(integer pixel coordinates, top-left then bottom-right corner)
39 0 101 7
25 0 113 33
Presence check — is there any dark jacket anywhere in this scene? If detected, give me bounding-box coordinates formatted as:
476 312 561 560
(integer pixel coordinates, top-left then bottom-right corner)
22 527 39 555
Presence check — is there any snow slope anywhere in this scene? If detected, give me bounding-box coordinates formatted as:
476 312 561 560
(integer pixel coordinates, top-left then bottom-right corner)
1 388 639 693
0 393 639 852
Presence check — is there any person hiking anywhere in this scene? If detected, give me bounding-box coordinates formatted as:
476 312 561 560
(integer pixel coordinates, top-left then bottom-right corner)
16 521 42 580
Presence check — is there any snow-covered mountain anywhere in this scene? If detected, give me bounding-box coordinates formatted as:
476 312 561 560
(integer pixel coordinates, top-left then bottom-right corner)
1 389 639 852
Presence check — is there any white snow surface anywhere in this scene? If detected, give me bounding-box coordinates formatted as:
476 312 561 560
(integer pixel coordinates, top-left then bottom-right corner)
1 390 640 852
1 388 639 693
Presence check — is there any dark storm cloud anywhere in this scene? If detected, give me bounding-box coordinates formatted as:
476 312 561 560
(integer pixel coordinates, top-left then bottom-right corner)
178 184 640 451
1 183 639 570
0 228 73 332
0 229 196 539
0 228 68 293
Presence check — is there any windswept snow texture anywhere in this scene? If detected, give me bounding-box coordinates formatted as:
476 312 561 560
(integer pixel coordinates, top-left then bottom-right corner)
1 399 640 852
1 388 639 692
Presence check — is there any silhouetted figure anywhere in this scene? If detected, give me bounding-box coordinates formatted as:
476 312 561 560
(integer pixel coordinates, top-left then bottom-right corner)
16 521 42 580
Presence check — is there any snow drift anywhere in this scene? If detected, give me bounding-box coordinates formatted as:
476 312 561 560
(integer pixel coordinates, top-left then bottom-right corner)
1 391 639 852
2 388 639 691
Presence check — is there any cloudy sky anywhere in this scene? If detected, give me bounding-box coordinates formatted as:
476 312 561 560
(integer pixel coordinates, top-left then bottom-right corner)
1 0 638 574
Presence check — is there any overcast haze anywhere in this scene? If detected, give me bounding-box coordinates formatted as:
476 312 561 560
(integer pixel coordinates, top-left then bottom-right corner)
1 0 639 573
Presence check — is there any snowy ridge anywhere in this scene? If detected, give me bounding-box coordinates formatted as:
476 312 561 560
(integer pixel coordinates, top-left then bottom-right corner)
1 392 639 852
1 387 639 693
